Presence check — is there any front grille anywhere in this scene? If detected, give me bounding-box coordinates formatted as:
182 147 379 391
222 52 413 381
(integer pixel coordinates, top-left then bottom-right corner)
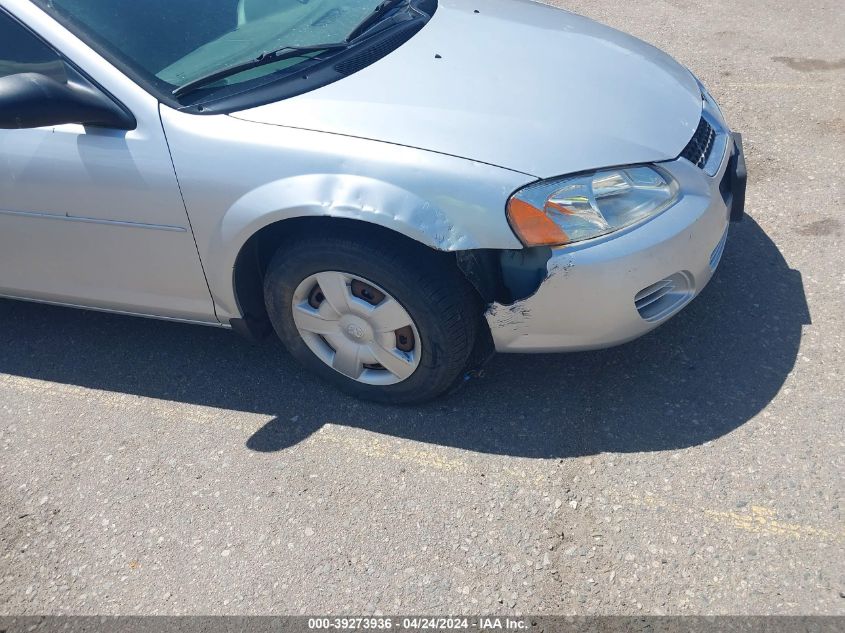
681 117 716 169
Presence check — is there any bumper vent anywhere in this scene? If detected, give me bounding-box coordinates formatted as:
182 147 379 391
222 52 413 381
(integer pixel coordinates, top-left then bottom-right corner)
681 117 716 169
709 227 729 272
635 272 694 322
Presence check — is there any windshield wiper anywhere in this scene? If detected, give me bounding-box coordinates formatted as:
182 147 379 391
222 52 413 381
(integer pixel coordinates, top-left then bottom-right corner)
172 42 348 98
173 1 417 99
345 0 412 42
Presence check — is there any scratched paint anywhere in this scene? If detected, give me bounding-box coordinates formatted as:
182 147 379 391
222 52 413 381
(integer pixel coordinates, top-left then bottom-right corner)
484 252 575 334
226 173 477 252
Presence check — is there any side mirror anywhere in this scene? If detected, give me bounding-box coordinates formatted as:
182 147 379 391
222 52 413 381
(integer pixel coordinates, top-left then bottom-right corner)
0 72 136 130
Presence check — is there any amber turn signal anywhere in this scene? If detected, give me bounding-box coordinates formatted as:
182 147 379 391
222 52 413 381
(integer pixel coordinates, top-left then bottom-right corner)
506 198 570 247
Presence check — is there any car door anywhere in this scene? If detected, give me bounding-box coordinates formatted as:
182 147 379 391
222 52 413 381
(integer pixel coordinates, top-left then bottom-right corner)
0 7 216 323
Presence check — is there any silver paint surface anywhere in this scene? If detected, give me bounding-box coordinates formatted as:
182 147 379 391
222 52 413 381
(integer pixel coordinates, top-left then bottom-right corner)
0 0 216 322
486 145 733 352
1 0 729 354
231 0 703 178
159 107 529 321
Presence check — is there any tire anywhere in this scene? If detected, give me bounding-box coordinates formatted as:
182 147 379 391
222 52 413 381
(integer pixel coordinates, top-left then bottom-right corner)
263 232 480 404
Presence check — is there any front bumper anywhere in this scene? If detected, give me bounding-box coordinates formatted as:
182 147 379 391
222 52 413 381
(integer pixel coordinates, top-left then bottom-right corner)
486 134 747 353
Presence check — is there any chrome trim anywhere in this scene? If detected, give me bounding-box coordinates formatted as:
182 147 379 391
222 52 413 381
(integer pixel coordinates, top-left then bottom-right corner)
0 293 225 327
701 91 730 177
0 208 188 232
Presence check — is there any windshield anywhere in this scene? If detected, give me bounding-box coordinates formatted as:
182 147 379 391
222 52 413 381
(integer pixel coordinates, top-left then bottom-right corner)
34 0 391 91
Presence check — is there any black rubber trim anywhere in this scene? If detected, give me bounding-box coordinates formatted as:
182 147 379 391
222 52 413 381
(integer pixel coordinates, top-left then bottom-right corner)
0 7 136 129
730 133 747 223
229 315 272 343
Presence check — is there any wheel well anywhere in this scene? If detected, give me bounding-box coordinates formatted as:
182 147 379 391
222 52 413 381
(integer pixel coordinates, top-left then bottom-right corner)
232 217 478 335
231 216 550 345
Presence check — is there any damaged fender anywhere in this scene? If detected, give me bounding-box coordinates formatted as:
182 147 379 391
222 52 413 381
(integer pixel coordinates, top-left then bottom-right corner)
221 173 477 254
158 106 531 321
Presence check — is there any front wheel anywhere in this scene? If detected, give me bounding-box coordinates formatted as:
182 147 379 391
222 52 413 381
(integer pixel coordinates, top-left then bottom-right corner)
263 233 480 404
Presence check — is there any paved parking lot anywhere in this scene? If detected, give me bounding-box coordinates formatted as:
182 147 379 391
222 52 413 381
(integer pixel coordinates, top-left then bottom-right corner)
1 0 843 616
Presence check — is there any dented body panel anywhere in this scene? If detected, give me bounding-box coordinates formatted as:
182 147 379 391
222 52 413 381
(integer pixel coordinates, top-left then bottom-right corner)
159 107 530 321
487 149 734 352
1 0 741 370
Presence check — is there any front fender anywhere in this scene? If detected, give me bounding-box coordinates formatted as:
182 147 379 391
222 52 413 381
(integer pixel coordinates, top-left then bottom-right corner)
218 173 473 258
159 107 531 320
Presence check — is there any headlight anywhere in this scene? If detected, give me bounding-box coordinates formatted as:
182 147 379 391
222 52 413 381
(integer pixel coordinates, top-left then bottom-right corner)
507 165 679 247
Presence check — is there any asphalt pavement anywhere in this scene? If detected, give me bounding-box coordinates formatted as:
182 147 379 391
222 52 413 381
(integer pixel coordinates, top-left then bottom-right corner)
1 0 843 616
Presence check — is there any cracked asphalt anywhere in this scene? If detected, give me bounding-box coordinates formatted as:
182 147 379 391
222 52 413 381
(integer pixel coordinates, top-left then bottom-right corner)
1 0 843 617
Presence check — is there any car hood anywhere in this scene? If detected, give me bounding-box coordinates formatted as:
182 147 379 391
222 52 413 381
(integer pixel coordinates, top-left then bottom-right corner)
229 0 703 178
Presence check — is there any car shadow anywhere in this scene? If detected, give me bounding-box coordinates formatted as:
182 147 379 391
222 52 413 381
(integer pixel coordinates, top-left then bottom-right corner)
0 217 809 459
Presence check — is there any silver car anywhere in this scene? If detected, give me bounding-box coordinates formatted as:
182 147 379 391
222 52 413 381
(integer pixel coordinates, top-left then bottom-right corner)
0 0 746 403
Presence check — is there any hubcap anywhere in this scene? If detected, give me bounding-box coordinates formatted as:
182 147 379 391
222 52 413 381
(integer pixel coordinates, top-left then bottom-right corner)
291 271 421 386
